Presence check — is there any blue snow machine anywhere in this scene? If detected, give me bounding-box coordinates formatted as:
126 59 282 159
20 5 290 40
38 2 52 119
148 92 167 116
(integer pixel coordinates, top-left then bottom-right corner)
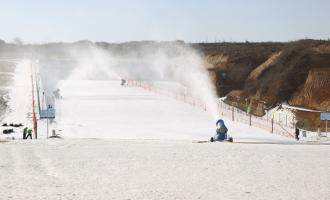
210 119 233 142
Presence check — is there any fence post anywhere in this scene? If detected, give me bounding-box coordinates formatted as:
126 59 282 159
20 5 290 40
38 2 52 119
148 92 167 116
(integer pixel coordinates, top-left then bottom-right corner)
286 114 288 126
278 113 281 124
271 118 274 133
232 106 234 121
326 118 328 137
249 112 252 126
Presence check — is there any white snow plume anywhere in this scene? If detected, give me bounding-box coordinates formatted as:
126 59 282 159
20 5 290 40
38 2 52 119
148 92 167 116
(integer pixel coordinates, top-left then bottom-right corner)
58 45 121 90
148 43 220 120
53 42 219 120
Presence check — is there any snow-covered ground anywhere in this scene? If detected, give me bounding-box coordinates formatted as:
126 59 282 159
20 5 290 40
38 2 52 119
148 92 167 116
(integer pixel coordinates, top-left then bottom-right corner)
52 80 294 143
1 61 330 200
0 139 329 200
0 60 32 140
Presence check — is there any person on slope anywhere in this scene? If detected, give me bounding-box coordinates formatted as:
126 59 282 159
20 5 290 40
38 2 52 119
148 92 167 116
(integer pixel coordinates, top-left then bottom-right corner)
26 128 32 139
295 127 300 141
23 127 28 139
120 78 126 86
211 119 228 142
53 89 62 99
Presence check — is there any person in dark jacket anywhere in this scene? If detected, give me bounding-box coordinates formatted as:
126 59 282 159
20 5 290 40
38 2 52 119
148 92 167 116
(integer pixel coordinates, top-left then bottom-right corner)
23 127 28 139
295 127 300 141
26 128 32 139
120 78 126 86
53 89 61 99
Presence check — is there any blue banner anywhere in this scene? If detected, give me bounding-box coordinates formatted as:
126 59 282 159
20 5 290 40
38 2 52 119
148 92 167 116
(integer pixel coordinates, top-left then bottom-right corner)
320 112 330 121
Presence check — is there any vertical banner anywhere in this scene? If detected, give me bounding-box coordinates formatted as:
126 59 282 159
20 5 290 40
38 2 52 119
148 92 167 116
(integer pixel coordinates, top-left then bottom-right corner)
30 60 38 139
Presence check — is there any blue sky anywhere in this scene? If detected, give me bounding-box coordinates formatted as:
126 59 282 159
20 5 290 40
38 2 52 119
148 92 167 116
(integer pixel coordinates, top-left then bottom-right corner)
0 0 329 43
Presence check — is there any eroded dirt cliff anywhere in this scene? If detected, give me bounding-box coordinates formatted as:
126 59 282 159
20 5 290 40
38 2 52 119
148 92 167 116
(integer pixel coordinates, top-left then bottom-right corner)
197 40 330 130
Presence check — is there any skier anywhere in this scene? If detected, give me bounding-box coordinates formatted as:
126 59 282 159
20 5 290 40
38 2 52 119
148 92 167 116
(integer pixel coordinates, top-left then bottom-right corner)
53 88 61 99
120 78 126 86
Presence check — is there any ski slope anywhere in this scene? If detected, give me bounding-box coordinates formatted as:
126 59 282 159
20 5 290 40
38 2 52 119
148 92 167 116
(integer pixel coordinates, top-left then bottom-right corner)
1 138 330 200
0 59 295 143
1 61 330 200
52 80 294 143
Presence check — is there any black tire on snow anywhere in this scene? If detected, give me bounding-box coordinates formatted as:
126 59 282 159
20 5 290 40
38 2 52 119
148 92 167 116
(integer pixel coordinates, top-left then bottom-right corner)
228 137 233 143
210 137 214 142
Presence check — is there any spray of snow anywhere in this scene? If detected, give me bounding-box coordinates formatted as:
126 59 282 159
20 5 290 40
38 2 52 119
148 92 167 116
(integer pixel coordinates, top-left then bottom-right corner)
161 44 219 120
58 45 121 91
50 42 219 120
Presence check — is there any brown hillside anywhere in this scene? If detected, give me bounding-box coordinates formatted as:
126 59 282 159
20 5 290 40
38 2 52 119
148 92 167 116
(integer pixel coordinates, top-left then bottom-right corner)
198 40 330 130
0 40 329 131
194 42 284 96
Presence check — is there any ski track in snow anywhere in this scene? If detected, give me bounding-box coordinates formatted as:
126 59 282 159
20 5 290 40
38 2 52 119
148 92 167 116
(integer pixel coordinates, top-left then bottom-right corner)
0 139 330 200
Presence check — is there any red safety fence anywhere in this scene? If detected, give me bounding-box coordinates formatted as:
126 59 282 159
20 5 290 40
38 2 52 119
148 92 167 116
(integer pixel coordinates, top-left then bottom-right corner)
127 80 295 138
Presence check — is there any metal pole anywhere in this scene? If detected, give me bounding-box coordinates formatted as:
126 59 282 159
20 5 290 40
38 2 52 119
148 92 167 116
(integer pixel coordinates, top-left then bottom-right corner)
327 109 329 137
326 119 328 137
35 62 41 115
245 98 248 116
232 105 234 121
47 106 49 139
278 113 281 124
286 114 288 126
249 112 252 126
42 92 45 109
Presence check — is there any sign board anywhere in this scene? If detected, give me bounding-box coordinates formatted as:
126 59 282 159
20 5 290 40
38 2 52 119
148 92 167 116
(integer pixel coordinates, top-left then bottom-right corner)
320 112 330 121
40 108 56 119
247 106 252 113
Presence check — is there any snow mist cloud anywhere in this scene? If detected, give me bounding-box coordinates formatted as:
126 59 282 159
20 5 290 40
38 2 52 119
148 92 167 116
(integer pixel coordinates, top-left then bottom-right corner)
39 41 219 120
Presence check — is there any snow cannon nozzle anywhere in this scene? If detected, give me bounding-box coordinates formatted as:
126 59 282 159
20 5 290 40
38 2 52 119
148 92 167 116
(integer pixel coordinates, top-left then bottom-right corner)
216 119 224 127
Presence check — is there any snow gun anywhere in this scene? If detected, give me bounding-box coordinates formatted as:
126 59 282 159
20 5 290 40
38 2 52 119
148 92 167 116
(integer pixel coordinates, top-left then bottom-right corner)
210 119 233 142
